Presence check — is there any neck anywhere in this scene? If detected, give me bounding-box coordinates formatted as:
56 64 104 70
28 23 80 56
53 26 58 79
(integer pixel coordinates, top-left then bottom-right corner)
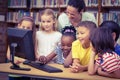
82 42 90 49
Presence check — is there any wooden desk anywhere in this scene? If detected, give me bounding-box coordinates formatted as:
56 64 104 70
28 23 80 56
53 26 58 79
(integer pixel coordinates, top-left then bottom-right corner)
0 63 119 80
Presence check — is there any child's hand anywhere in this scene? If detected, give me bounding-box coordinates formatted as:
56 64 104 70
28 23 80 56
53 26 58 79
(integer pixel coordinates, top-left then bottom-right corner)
38 56 47 64
70 63 84 73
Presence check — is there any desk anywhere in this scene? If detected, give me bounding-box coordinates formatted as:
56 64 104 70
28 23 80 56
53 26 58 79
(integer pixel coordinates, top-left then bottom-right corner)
0 63 119 80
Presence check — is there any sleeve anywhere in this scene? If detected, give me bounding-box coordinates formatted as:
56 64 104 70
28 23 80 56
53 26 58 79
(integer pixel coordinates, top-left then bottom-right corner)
101 53 119 73
82 12 97 25
72 41 79 58
58 12 71 31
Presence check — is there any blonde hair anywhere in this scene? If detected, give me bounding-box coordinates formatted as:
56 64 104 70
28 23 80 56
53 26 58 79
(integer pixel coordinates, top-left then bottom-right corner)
40 9 58 31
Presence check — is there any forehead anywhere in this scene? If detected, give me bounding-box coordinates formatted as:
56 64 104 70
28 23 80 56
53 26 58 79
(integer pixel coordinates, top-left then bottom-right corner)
21 20 33 25
66 6 79 13
61 35 74 42
41 14 53 19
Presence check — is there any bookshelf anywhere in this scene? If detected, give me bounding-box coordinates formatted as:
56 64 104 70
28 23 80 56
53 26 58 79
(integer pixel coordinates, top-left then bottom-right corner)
7 0 120 27
0 0 7 63
100 0 120 26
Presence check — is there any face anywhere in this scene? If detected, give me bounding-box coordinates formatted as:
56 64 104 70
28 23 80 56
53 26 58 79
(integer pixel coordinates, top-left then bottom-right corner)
61 36 74 56
66 6 81 24
77 26 90 47
41 15 55 32
18 20 33 30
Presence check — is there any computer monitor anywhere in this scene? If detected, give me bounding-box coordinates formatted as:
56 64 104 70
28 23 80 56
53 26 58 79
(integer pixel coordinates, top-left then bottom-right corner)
7 27 35 61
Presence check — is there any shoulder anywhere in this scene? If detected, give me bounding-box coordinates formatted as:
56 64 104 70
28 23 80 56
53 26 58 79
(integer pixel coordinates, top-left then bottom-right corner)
58 12 68 19
72 40 81 46
54 31 62 36
82 12 96 24
115 44 120 56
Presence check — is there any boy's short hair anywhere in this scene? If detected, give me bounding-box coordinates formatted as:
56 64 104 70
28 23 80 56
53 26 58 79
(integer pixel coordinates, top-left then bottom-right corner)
100 21 120 41
68 0 86 12
77 21 97 33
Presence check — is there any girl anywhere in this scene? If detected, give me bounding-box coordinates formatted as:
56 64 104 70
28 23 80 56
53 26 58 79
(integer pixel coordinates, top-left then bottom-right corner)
55 26 76 67
100 21 120 56
7 16 36 64
7 16 36 80
70 21 97 73
88 27 120 78
41 26 76 67
35 9 62 63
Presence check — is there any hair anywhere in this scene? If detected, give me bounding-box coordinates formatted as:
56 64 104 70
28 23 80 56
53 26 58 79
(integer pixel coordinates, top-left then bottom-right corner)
40 9 57 31
61 26 76 40
77 21 97 33
100 20 120 41
90 27 114 54
18 16 34 25
68 0 86 12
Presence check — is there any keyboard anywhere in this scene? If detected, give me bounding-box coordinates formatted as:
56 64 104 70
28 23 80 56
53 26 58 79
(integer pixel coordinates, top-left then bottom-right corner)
23 60 63 73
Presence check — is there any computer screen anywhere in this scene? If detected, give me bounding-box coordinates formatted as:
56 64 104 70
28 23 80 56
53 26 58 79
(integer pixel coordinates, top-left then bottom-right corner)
7 27 35 61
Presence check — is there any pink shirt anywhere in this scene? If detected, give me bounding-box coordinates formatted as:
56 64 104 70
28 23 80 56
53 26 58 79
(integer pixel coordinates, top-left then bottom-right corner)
96 51 120 73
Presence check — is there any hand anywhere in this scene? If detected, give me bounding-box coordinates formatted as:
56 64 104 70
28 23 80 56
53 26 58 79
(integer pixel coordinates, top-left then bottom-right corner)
70 62 84 73
38 56 47 64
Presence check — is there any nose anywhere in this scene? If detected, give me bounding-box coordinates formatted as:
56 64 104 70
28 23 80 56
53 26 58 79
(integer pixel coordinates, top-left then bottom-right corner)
77 33 81 39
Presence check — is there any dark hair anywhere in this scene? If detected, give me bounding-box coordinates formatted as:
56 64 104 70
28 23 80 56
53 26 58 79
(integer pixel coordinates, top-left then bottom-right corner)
77 21 97 33
62 26 76 40
100 20 120 41
68 0 86 12
90 27 114 54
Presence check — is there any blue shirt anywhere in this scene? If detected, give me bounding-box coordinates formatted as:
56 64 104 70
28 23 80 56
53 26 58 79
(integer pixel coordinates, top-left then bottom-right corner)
54 44 64 64
115 44 120 56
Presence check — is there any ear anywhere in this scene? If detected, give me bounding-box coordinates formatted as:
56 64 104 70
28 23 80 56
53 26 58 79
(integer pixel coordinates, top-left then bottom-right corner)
112 32 116 41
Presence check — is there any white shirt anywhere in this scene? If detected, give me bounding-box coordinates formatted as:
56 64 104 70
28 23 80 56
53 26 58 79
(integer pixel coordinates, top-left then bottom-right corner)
58 12 97 29
36 31 62 56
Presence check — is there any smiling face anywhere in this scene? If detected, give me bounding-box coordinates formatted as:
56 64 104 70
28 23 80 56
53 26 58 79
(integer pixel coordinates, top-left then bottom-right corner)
77 26 90 48
66 6 82 26
41 14 55 32
61 35 74 57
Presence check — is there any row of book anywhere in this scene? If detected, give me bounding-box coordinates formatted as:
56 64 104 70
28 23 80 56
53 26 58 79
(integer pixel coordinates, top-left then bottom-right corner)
8 0 27 8
100 11 120 25
31 0 69 8
84 0 120 7
7 10 58 24
102 0 120 6
8 0 69 8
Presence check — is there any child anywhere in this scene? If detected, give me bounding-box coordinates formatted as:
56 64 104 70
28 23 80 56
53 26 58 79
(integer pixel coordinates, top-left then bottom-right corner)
7 16 36 80
88 27 120 79
70 21 97 73
55 26 76 67
100 21 120 56
7 16 36 64
35 9 62 63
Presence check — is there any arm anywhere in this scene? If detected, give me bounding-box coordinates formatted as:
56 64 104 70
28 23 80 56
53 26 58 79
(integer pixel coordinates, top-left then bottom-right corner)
46 51 57 63
64 51 73 68
35 37 39 60
88 51 98 75
97 67 114 78
7 46 26 64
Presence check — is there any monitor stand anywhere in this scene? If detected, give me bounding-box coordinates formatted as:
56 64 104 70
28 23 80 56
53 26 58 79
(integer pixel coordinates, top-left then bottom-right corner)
10 43 31 71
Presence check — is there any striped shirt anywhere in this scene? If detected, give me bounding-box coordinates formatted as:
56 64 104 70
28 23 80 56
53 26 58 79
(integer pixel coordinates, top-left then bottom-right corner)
96 51 120 73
